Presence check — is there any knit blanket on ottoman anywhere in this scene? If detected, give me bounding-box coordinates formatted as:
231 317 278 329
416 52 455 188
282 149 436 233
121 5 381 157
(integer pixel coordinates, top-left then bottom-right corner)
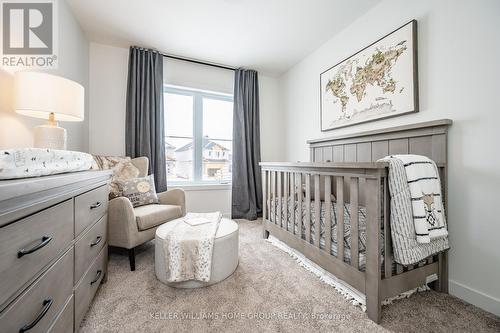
163 212 222 282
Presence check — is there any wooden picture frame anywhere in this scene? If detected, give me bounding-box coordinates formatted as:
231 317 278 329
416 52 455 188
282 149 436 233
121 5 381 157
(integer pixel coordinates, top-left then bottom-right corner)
320 20 419 131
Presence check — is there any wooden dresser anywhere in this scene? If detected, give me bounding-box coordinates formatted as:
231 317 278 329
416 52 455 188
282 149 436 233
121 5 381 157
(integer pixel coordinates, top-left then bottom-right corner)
0 170 112 332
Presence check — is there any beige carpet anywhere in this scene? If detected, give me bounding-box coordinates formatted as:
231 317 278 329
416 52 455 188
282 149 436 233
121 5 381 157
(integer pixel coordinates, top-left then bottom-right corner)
80 220 500 333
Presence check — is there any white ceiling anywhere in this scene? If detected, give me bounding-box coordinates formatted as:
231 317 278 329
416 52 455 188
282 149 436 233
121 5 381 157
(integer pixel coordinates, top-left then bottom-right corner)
66 0 380 76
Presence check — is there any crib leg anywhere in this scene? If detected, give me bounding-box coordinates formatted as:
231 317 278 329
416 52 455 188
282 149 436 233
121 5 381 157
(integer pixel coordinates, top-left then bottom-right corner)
263 228 270 239
366 267 381 323
366 294 381 324
437 251 449 293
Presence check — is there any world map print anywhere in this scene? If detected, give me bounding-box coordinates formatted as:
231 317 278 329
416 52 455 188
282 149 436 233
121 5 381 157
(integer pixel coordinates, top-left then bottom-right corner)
320 21 417 131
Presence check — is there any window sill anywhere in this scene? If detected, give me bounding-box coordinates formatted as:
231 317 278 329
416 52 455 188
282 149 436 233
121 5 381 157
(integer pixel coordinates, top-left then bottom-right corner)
169 183 231 191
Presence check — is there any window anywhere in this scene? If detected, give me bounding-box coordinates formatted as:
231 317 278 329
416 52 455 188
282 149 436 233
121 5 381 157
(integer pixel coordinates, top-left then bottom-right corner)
164 85 233 185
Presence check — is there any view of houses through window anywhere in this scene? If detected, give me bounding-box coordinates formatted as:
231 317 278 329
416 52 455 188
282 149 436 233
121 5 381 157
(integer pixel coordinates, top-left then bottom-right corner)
164 85 233 184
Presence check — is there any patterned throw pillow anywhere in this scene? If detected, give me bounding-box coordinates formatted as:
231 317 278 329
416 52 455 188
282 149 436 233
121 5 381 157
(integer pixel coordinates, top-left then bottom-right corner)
116 175 159 207
91 155 140 199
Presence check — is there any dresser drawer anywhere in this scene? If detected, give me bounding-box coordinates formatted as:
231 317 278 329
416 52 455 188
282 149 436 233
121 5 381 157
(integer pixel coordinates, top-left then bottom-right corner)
75 244 107 329
0 199 74 307
75 215 107 283
0 249 73 333
75 185 108 236
47 295 73 333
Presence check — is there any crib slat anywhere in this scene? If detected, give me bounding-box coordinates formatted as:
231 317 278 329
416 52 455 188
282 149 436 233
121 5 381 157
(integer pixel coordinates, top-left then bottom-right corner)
290 172 295 235
336 176 344 261
267 170 271 222
314 174 321 248
271 171 276 223
277 171 282 228
324 176 332 253
262 170 267 221
383 177 392 278
297 173 303 239
287 172 291 232
350 177 359 269
283 172 289 232
305 174 311 243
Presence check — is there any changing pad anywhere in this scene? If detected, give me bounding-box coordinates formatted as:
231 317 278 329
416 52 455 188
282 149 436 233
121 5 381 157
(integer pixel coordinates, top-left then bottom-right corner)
0 148 93 180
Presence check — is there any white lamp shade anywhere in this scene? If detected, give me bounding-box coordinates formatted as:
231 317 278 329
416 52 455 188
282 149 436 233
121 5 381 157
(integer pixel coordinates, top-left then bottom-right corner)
14 71 84 122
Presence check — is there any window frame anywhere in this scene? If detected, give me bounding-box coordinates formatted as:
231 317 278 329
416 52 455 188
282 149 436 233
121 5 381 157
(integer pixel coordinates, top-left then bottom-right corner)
164 85 233 186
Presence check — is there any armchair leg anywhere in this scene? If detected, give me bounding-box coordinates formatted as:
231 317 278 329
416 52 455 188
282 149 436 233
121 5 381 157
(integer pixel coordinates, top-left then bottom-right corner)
128 248 136 271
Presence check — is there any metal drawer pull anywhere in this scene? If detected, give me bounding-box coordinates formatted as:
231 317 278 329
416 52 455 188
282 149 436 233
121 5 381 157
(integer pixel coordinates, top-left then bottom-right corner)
90 202 102 209
19 298 53 332
17 236 52 258
90 270 102 285
90 236 102 247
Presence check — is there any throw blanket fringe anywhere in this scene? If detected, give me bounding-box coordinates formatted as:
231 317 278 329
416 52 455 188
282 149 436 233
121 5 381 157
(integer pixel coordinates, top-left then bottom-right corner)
382 284 432 306
164 212 222 282
267 236 432 312
267 236 366 311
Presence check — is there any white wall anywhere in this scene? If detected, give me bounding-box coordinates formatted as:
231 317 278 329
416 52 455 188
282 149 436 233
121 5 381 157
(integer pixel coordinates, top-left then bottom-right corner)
88 43 128 155
179 185 232 218
88 43 284 216
164 58 233 94
0 0 89 151
259 75 285 162
279 0 500 315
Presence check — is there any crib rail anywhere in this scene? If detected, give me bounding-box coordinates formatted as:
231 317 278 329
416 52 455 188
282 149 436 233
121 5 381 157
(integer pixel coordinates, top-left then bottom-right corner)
261 162 387 290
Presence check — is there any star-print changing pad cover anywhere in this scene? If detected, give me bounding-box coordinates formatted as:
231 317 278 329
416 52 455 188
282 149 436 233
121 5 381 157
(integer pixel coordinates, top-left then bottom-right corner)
0 148 93 180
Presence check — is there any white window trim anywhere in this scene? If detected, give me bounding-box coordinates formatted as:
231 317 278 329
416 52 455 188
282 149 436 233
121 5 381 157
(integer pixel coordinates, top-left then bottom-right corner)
170 183 231 191
164 85 233 187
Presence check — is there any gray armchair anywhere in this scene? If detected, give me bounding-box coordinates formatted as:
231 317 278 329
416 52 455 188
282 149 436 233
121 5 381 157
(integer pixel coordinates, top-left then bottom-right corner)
108 157 185 270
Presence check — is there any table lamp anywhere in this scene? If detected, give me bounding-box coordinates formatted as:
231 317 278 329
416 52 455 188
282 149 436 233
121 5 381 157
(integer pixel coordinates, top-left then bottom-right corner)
14 71 84 150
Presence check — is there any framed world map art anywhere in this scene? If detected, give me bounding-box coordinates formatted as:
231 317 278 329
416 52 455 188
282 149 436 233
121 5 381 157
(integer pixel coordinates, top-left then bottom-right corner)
320 20 418 131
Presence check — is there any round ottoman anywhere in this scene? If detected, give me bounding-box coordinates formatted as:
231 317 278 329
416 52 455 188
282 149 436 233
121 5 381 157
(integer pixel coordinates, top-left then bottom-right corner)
155 218 239 288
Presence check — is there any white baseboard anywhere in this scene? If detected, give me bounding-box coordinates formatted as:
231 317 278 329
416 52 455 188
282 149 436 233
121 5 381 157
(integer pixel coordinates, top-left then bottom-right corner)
449 280 500 316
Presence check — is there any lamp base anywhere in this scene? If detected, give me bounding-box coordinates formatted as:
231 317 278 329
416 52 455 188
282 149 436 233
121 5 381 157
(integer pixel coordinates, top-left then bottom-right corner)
34 124 67 150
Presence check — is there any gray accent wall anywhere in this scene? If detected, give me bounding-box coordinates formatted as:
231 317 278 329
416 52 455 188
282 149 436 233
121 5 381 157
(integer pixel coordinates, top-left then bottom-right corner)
279 0 500 316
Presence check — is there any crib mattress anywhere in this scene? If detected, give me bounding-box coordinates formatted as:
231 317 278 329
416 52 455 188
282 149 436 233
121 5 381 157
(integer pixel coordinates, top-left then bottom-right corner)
269 198 386 272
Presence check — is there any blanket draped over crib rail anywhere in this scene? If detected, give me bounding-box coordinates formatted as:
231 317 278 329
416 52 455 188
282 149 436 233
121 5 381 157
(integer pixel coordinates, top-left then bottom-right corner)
380 154 449 265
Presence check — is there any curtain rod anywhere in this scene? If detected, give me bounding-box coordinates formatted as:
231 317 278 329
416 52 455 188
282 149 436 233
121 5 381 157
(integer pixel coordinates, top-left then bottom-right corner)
161 52 236 71
132 46 237 71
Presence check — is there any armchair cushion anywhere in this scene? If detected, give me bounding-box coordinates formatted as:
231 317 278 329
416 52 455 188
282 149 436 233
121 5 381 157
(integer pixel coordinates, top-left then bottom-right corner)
134 204 183 231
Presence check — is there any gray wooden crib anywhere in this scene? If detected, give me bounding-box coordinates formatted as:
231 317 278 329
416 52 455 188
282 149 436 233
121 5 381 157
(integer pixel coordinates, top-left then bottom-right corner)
260 119 452 323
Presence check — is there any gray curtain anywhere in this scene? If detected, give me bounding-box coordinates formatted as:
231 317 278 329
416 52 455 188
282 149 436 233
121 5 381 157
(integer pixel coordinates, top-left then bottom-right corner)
125 46 167 192
231 69 262 220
